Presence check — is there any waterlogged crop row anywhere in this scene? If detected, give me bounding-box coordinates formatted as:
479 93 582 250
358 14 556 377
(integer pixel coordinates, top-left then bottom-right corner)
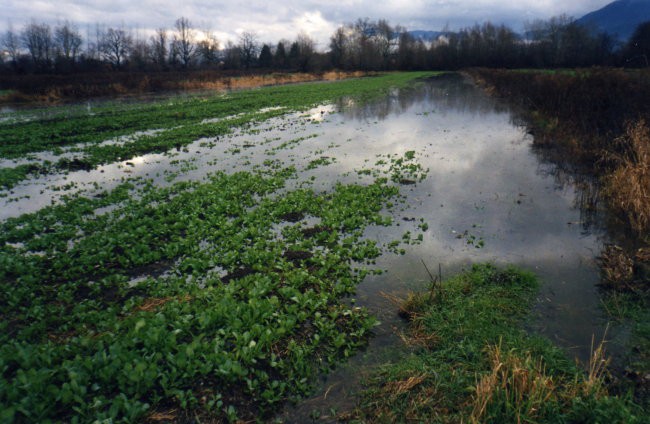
0 73 434 191
0 154 428 422
0 72 433 159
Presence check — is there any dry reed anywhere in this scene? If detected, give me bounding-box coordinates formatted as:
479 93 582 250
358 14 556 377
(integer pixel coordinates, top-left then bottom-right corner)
598 244 635 289
470 336 611 423
603 120 650 234
470 343 555 424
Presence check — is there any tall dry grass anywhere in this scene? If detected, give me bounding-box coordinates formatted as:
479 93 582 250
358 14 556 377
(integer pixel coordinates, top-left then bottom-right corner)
603 120 650 234
470 343 556 423
177 71 368 92
0 70 369 103
470 337 610 424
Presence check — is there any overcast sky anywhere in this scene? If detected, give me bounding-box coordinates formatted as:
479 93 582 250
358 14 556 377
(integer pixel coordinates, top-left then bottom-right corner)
2 0 613 49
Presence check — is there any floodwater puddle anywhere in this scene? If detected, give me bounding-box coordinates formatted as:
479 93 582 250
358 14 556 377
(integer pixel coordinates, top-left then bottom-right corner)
1 74 620 420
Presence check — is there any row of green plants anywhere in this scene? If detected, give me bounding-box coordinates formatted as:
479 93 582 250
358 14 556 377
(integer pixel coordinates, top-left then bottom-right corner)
0 117 431 424
351 264 646 423
0 73 432 158
0 73 434 184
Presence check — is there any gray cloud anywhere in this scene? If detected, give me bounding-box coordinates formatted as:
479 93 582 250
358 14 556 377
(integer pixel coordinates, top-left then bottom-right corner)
2 0 613 48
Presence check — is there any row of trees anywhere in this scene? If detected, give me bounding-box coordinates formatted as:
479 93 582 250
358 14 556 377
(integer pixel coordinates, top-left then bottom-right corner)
0 17 326 73
2 16 649 74
1 18 223 72
326 16 649 70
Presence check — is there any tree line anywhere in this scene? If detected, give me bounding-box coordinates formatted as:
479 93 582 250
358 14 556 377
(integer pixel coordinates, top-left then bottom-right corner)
1 16 649 74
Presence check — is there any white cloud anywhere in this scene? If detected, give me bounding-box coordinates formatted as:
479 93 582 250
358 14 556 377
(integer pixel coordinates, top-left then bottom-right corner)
292 11 337 48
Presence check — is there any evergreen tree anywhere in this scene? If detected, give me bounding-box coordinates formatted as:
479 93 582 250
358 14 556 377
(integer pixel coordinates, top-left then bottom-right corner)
258 44 273 68
274 41 287 68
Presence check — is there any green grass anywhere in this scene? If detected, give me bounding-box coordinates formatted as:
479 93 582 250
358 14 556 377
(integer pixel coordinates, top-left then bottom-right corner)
351 264 645 423
602 291 650 407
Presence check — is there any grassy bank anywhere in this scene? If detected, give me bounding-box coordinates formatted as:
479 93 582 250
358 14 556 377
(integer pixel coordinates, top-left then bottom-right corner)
351 264 645 423
0 72 432 190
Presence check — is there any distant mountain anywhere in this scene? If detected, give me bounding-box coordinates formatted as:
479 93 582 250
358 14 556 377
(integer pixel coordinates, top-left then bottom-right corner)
577 0 650 41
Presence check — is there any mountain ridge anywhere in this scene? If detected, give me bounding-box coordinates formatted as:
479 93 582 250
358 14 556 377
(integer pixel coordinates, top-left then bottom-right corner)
577 0 650 41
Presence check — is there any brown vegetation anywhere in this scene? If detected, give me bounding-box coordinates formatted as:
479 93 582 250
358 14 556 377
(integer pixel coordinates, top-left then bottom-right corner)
603 120 650 234
0 70 368 104
599 245 635 289
470 343 556 424
471 69 650 163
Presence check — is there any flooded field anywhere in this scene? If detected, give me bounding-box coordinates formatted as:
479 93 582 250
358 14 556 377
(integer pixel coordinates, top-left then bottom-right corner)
0 73 626 421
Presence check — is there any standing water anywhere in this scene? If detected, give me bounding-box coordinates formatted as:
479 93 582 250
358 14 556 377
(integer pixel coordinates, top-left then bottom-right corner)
275 74 613 421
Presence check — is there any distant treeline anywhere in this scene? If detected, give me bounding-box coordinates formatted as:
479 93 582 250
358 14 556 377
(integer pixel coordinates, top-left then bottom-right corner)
1 16 649 75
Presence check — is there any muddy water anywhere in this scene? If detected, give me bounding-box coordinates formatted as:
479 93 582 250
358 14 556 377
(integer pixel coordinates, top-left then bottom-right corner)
1 74 616 421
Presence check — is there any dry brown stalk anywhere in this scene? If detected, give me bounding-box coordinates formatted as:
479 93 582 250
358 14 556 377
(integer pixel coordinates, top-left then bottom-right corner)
603 120 650 234
470 343 555 424
135 294 192 312
598 244 635 288
636 247 650 262
145 409 179 422
178 71 368 93
583 332 610 397
383 374 427 396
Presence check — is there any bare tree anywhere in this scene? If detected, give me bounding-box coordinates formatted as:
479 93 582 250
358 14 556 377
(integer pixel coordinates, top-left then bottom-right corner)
347 18 382 70
223 40 241 69
376 19 397 68
2 25 21 68
294 32 315 71
329 27 348 69
54 21 83 62
100 27 133 68
196 28 219 66
22 21 54 69
149 28 168 67
81 23 102 62
129 38 152 70
238 31 258 69
397 31 416 70
173 17 195 68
